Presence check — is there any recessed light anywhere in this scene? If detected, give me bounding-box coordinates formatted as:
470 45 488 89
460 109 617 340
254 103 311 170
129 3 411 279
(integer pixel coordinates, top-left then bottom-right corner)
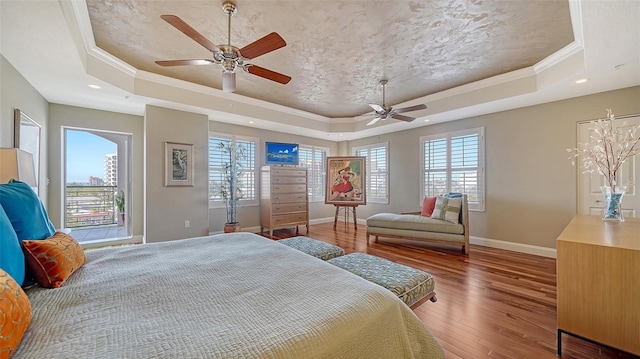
575 78 589 84
424 119 430 122
249 121 254 124
88 84 101 89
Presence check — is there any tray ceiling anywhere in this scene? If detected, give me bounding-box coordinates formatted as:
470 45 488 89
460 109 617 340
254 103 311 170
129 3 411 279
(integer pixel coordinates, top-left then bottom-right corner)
86 0 574 118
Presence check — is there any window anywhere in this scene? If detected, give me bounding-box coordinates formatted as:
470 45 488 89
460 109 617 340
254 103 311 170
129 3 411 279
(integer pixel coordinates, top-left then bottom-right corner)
421 127 485 211
353 142 388 204
208 133 258 208
299 145 328 202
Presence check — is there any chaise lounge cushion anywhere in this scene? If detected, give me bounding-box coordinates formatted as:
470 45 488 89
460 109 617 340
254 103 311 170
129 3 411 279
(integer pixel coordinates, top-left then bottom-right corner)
367 213 464 235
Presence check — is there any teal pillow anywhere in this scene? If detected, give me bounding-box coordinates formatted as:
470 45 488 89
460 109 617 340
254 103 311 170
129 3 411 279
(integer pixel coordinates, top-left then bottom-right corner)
0 180 55 241
0 204 25 285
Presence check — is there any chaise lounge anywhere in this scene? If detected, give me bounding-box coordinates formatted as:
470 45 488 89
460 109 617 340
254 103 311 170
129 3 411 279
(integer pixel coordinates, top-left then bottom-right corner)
366 194 469 254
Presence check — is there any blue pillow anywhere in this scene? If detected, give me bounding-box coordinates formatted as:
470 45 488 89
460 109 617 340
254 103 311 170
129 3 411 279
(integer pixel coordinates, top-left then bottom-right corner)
444 193 463 198
0 204 25 285
0 180 55 241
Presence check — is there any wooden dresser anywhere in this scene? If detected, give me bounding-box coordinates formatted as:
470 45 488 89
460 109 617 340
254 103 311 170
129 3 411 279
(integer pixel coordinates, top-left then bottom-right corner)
260 166 309 236
556 215 640 356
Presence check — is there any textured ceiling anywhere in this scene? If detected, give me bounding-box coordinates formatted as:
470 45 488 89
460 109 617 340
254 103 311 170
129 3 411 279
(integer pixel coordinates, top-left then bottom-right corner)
87 0 573 118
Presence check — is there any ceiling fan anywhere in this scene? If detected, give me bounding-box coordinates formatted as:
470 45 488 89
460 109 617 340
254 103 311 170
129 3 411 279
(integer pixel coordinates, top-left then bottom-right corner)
366 80 427 126
155 1 291 93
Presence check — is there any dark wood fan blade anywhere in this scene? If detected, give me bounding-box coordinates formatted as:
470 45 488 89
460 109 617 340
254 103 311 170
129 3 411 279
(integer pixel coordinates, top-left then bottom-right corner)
391 114 416 122
161 15 220 53
394 104 427 114
155 59 215 66
246 65 291 84
239 32 286 59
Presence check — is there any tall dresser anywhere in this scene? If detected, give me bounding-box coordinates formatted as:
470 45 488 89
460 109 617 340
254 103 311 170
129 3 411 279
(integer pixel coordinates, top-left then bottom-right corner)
260 166 309 236
556 215 640 357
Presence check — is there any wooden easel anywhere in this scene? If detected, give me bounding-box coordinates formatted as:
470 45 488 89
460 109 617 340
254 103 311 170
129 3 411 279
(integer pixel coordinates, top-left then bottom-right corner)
333 204 358 230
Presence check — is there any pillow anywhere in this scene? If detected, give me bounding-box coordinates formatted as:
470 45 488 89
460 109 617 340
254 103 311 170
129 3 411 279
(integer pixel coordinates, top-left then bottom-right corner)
0 269 32 358
0 180 55 241
0 205 25 285
420 196 437 217
22 232 86 288
444 192 463 198
430 196 462 224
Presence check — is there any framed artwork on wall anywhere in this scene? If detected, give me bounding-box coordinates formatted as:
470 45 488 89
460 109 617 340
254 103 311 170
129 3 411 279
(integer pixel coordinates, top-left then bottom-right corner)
164 142 194 187
325 156 366 205
14 109 41 194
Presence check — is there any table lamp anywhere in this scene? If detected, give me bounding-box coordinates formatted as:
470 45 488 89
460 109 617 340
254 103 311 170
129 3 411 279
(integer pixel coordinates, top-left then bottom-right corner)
0 148 37 186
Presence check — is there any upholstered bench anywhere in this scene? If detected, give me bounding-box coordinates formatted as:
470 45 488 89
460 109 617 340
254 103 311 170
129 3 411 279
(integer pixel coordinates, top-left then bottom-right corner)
328 253 437 308
277 236 345 260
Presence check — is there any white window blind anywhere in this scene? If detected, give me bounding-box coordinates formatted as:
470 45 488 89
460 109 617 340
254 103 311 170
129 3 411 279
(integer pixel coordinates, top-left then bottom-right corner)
421 128 485 211
299 145 328 202
208 133 258 208
353 142 389 204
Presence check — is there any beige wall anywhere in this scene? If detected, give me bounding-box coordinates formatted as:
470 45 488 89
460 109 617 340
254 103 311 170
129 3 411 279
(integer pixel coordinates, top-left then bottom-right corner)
1 55 50 207
207 120 339 233
4 48 639 250
145 105 210 242
48 104 144 237
348 86 640 249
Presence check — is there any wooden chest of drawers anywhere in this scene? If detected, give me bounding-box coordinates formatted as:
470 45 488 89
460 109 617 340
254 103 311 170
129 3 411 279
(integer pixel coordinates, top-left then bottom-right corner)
260 166 309 236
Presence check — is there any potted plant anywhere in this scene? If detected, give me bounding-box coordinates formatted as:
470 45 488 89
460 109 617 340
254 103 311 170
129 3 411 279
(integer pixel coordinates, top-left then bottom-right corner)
218 141 246 232
115 190 125 226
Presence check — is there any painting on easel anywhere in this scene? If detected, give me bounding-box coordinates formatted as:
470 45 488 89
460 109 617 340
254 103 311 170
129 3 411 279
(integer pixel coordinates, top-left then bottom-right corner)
325 156 366 205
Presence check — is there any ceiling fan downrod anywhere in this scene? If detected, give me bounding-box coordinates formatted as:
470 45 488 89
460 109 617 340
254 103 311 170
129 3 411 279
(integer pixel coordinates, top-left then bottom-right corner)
380 79 389 113
222 1 236 47
221 1 238 92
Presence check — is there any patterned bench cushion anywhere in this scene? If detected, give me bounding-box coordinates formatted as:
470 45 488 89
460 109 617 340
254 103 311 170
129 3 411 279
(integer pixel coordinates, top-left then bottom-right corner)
277 236 345 260
328 253 435 307
367 213 464 234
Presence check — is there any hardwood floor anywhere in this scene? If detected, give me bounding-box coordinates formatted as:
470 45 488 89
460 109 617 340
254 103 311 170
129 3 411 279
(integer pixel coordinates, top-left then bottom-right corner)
262 223 637 359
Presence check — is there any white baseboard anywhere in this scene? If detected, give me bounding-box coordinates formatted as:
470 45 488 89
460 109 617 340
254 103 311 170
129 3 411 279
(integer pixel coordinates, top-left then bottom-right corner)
470 236 556 258
208 222 556 259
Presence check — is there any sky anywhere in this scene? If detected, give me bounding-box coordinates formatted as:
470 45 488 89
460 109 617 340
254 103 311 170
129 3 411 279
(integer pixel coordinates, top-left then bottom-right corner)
66 130 116 183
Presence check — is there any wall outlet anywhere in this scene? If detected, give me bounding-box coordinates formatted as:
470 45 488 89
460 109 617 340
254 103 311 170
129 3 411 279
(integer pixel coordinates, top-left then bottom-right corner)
184 220 190 228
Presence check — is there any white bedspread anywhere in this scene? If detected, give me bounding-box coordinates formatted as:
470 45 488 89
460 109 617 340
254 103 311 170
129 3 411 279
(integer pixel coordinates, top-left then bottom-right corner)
14 233 444 358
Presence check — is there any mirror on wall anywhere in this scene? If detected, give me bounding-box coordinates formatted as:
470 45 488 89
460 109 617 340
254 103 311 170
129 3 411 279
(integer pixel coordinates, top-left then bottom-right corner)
14 109 41 195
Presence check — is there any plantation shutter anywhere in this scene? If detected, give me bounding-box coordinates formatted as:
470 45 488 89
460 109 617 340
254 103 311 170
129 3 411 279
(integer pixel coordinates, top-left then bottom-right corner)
421 128 484 211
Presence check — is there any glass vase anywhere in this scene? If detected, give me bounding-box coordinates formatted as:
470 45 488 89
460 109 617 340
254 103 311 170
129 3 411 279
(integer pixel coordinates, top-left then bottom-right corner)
601 186 626 222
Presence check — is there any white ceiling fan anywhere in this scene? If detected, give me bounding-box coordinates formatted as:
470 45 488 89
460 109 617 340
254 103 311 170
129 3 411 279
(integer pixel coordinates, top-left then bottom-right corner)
366 80 427 126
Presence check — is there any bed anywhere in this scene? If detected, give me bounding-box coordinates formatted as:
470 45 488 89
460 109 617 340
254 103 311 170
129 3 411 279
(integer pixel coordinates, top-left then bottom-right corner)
12 232 444 358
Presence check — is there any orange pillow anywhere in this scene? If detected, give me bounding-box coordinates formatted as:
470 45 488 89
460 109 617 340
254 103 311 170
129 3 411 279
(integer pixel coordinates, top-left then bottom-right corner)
421 196 437 217
22 232 86 288
0 269 32 358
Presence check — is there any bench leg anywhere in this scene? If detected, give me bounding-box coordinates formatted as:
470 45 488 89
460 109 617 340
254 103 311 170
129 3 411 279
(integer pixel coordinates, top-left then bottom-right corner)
430 295 437 303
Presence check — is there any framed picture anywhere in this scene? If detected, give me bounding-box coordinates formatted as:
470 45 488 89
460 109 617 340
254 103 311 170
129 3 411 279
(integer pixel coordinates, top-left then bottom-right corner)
325 156 366 205
164 142 194 187
14 109 41 194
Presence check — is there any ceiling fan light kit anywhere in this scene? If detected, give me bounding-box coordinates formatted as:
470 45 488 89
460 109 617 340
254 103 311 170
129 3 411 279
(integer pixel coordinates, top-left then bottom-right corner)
155 1 291 93
366 80 428 126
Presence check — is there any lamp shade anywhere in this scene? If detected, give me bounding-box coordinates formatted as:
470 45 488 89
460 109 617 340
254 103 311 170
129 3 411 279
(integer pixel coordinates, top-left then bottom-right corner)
0 148 37 187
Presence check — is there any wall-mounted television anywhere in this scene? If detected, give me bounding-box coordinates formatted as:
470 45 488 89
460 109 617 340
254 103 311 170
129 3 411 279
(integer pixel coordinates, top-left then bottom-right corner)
265 142 299 166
